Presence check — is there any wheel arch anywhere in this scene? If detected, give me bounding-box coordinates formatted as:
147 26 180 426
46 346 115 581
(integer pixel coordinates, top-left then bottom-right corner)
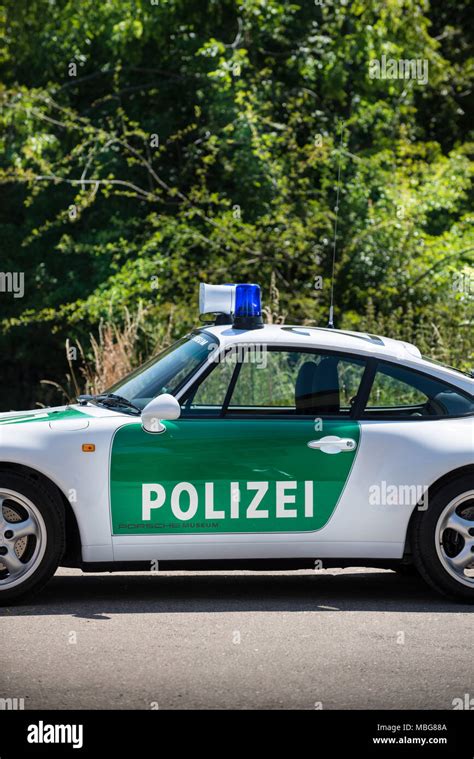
402 464 474 561
0 462 82 567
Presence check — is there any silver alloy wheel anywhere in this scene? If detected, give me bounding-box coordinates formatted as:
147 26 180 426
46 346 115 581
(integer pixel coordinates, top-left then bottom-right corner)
435 491 474 589
0 489 47 590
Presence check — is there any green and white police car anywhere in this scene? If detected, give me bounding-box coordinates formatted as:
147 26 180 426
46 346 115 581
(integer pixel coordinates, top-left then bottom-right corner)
1 283 473 604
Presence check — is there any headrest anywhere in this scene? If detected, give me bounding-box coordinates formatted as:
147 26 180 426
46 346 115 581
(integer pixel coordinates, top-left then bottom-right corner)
295 357 340 414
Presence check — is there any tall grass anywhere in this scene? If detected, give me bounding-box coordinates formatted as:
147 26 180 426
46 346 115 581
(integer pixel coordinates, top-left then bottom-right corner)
40 305 153 404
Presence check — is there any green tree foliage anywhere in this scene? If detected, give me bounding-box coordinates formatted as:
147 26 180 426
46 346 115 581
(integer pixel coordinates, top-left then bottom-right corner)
0 0 473 408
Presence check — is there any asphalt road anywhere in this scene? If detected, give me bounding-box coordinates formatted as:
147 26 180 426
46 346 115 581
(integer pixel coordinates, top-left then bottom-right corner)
1 567 472 710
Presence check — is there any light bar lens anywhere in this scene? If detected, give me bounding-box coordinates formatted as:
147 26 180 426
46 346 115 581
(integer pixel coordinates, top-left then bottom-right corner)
234 284 261 318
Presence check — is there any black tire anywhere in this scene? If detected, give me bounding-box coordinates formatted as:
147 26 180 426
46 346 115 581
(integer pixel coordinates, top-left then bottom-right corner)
392 563 419 578
0 471 65 605
411 475 474 603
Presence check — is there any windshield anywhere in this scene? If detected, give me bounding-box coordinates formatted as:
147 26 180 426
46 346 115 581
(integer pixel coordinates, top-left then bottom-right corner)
107 331 219 410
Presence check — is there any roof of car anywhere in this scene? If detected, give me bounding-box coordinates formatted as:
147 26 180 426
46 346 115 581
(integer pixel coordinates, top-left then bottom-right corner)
205 323 421 359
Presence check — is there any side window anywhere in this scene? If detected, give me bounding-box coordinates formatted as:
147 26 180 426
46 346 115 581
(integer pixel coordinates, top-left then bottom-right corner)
338 359 367 409
367 370 427 408
181 354 236 416
227 349 366 416
364 362 474 418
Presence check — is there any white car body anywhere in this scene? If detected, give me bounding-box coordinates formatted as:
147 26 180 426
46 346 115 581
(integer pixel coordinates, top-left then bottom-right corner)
1 324 473 571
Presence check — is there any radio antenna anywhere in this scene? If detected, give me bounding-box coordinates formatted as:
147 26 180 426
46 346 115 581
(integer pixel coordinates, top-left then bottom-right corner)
328 121 345 329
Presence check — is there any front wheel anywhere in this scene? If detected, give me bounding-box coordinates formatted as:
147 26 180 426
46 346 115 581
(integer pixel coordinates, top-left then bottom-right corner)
412 475 474 602
0 471 65 605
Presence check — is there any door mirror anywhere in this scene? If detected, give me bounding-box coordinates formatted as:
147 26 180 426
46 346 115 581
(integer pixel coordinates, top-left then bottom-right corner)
142 393 181 433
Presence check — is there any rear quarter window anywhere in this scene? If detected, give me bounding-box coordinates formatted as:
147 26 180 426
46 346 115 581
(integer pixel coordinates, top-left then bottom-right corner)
363 362 474 418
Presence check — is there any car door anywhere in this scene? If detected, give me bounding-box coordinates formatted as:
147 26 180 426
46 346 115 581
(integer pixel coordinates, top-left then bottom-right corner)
109 345 370 561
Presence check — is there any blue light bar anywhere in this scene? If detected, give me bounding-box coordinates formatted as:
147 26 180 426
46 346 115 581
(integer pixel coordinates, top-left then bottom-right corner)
199 281 264 329
233 284 264 329
234 284 262 318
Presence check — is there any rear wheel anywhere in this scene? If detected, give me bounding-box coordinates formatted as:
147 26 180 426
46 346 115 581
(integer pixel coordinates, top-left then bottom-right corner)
0 472 65 605
412 476 474 602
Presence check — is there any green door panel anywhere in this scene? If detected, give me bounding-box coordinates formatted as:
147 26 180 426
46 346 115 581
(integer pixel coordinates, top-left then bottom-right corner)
110 419 360 535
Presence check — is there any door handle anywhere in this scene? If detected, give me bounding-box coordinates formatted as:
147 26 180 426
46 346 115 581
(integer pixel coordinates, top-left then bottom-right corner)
307 436 357 454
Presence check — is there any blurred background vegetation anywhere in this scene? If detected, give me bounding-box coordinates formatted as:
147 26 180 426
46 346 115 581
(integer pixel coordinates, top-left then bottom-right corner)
1 0 473 410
